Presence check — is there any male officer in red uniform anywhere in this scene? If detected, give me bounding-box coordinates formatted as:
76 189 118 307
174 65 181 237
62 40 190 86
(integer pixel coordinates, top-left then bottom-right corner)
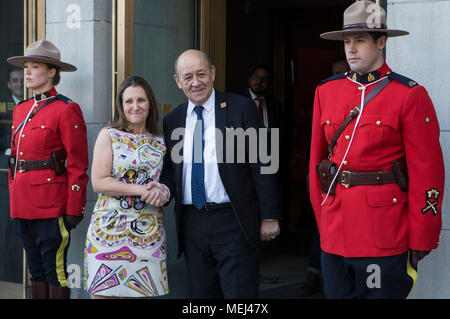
309 0 445 298
7 40 88 298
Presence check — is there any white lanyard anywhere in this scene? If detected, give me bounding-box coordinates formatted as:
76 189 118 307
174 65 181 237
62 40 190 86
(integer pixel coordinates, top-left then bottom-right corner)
321 76 389 207
13 95 55 178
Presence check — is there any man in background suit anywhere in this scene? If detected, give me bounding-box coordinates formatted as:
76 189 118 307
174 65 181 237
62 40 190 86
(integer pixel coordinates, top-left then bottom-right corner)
0 66 23 157
241 64 285 284
0 66 23 283
159 49 281 298
242 64 282 131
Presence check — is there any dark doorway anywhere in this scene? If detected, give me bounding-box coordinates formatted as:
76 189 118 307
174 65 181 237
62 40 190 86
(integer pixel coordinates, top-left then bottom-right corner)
226 0 351 268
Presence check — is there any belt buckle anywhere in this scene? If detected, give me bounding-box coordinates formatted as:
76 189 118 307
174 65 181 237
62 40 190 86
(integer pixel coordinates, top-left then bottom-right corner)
201 203 211 213
18 159 26 173
341 170 351 188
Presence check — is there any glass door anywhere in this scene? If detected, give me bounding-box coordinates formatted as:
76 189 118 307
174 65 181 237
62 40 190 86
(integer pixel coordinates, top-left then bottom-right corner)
0 0 24 299
133 0 198 127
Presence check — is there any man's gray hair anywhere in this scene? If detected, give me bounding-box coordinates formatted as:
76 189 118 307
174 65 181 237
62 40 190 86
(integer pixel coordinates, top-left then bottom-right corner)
174 50 213 76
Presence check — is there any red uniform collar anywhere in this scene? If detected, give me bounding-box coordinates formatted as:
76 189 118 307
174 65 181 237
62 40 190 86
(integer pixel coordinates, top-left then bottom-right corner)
34 87 57 102
347 63 392 84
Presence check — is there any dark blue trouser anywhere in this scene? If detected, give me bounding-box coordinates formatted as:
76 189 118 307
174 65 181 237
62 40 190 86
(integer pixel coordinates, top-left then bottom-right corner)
13 217 71 287
181 204 259 299
321 251 416 299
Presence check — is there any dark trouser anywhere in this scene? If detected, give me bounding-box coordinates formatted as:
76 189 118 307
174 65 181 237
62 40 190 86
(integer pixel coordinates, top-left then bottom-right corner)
321 251 416 299
13 217 71 287
181 204 259 299
307 200 321 274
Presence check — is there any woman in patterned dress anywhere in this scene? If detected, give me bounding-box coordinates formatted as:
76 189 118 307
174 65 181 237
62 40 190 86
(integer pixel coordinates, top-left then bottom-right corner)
84 76 169 298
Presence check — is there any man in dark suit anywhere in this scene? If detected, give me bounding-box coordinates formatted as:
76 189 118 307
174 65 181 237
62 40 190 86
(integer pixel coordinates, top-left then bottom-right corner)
158 49 281 298
242 64 282 130
0 66 23 283
0 66 23 157
241 64 286 284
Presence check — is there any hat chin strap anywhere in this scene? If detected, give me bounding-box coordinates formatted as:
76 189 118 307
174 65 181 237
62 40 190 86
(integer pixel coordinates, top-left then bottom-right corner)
320 75 388 206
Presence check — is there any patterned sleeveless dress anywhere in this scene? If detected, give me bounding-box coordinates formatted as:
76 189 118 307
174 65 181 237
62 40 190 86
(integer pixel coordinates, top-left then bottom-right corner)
84 127 168 297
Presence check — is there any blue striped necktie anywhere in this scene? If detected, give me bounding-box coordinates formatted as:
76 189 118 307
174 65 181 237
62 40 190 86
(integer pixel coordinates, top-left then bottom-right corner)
191 105 206 211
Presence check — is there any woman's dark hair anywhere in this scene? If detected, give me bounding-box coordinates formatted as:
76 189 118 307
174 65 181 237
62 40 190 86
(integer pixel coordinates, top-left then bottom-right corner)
46 63 60 86
111 75 159 135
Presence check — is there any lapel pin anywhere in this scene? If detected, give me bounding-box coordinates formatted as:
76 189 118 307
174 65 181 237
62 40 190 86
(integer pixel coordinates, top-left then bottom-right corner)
220 102 227 108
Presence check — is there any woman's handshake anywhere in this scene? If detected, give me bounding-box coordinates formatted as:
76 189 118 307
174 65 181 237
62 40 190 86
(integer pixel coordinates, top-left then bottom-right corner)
139 181 170 207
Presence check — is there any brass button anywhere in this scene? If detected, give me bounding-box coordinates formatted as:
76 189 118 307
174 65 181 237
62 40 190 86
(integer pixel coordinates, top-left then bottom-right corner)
47 178 52 182
19 152 23 156
326 120 331 125
41 125 45 129
376 120 382 126
345 135 350 140
393 197 398 203
343 160 348 165
74 125 79 129
425 117 430 123
21 134 25 138
28 119 32 122
358 87 364 91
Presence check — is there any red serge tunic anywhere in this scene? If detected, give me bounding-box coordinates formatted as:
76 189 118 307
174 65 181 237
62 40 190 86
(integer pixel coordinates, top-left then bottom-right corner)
8 87 89 220
309 63 445 257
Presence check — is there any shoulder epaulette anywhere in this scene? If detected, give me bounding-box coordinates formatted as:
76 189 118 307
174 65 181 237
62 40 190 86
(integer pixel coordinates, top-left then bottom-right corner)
55 94 74 104
17 97 33 105
387 72 418 88
320 72 347 85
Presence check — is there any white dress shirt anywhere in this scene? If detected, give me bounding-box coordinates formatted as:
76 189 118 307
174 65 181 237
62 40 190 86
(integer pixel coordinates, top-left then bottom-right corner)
182 89 230 205
12 95 20 106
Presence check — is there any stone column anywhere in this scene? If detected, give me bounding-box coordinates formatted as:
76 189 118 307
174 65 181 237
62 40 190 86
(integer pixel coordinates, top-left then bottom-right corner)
46 0 112 298
387 0 450 299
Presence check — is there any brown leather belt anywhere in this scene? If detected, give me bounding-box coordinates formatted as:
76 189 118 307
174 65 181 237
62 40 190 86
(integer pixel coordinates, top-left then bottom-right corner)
337 169 396 188
17 158 57 173
9 149 66 178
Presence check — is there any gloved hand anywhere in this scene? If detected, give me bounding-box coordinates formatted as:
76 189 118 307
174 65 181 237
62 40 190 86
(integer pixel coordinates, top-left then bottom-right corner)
64 214 83 230
410 250 430 269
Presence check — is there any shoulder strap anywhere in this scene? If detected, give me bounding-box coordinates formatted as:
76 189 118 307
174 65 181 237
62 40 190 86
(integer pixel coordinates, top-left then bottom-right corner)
327 77 391 155
320 72 347 85
55 94 74 104
12 97 57 148
387 72 418 88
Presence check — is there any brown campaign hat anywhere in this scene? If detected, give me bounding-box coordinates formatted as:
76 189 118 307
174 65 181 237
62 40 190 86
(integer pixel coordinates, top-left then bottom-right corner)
7 39 77 72
320 0 409 41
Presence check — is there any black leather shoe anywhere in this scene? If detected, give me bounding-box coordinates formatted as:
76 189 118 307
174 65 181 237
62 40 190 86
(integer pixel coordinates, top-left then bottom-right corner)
297 271 321 297
259 273 280 284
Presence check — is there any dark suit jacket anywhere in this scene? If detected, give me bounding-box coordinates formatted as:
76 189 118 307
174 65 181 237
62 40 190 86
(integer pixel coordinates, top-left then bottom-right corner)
241 89 290 177
160 91 281 258
241 89 282 130
0 95 15 152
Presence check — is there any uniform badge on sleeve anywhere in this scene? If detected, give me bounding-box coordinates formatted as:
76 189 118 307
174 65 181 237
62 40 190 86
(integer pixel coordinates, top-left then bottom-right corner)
421 188 440 216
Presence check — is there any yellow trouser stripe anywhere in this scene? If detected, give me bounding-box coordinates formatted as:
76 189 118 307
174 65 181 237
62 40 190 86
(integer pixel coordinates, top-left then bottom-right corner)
56 217 70 287
406 251 418 297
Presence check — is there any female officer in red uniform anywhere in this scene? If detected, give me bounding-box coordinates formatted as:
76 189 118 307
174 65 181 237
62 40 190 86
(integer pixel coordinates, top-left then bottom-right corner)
309 1 445 298
7 40 89 299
